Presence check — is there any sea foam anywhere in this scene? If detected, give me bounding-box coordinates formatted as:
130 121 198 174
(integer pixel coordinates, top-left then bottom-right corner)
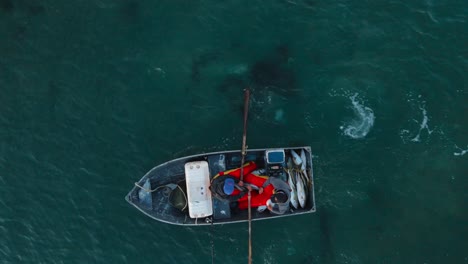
340 93 375 139
399 95 435 143
454 145 468 156
411 103 432 142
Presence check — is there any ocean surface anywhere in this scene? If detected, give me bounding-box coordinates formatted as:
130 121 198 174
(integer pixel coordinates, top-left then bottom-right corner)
1 0 467 263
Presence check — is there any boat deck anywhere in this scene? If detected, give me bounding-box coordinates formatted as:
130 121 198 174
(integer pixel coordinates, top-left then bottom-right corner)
126 147 316 226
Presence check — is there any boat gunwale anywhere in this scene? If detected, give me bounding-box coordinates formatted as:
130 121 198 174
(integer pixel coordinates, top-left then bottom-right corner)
125 146 316 226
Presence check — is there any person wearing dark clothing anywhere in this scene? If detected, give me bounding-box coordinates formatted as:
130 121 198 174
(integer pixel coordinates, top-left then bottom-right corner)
258 177 291 214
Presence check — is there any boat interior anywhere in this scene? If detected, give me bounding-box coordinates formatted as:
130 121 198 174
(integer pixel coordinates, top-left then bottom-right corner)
126 147 316 226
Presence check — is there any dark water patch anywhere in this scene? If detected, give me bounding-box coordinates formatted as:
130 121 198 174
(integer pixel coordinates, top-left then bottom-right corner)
300 254 316 264
318 207 335 263
14 24 27 38
282 0 317 9
228 39 242 50
275 44 290 63
366 184 390 213
249 44 296 96
0 61 19 95
191 51 220 83
120 0 140 21
213 75 247 117
26 3 46 16
4 21 29 43
0 1 45 16
47 80 61 117
310 51 323 66
365 183 402 220
213 45 301 122
216 75 247 94
303 0 317 8
0 0 13 12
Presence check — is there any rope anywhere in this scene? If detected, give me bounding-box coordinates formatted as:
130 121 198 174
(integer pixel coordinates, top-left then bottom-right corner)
134 182 165 192
248 190 252 264
209 217 215 264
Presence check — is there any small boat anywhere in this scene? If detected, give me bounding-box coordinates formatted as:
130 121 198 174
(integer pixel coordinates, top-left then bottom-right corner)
125 146 316 226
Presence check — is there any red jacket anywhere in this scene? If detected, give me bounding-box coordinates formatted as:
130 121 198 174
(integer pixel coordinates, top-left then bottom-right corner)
212 162 274 209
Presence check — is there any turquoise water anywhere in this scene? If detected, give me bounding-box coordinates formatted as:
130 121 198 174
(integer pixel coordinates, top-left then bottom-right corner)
1 0 467 263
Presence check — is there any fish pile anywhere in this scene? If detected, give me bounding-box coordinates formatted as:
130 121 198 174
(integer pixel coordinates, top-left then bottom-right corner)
286 149 311 209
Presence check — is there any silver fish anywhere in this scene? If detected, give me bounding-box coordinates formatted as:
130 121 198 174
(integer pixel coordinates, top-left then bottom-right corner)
300 149 307 171
295 170 306 208
287 169 299 209
300 149 310 188
290 149 302 166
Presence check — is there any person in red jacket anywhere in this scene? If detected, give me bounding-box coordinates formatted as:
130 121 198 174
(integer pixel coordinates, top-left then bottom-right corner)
210 162 290 214
210 162 264 203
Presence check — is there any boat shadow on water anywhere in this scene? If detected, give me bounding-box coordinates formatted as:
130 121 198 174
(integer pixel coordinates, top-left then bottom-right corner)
318 206 335 264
